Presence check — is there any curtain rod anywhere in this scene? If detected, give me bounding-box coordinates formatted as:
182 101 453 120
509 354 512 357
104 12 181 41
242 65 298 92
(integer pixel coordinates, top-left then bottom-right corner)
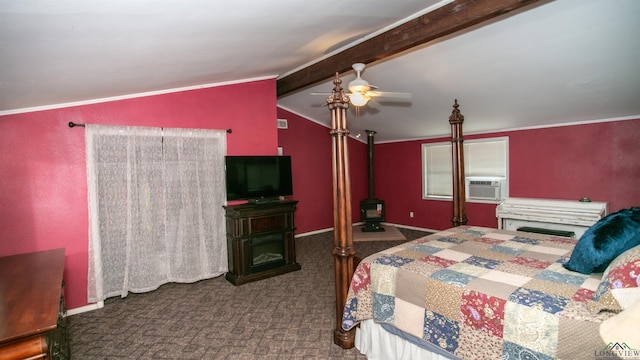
68 122 232 133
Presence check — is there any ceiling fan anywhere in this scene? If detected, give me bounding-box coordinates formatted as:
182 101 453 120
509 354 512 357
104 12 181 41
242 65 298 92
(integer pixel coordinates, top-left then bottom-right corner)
312 63 412 107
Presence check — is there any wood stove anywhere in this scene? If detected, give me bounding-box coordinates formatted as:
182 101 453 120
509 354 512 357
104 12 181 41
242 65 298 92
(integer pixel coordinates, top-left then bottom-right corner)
360 130 385 232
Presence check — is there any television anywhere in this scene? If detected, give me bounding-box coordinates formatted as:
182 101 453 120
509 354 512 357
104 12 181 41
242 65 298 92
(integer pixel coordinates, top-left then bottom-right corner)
225 155 293 202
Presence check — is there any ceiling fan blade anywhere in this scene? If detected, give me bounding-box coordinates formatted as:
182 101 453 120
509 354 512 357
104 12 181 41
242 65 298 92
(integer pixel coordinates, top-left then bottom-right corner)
310 92 332 96
367 91 412 99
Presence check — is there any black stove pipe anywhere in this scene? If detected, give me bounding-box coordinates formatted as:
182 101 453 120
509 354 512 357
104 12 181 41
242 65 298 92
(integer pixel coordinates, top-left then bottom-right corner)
365 130 376 200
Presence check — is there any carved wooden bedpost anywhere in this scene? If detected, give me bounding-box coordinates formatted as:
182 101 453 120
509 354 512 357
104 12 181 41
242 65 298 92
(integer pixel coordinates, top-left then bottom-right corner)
327 73 356 349
450 99 468 227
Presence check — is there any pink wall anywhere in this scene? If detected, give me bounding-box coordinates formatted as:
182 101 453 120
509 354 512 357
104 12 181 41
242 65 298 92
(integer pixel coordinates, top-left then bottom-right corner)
3 77 638 312
278 108 640 234
277 108 367 233
508 120 640 209
376 137 463 230
376 119 640 231
0 79 277 310
375 134 518 230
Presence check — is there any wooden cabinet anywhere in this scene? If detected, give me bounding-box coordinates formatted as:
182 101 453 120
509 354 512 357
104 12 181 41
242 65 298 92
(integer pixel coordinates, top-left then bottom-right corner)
0 248 69 360
224 200 301 285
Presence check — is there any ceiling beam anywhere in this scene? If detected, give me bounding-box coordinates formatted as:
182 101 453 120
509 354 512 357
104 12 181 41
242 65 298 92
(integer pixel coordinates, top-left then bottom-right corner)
276 0 546 97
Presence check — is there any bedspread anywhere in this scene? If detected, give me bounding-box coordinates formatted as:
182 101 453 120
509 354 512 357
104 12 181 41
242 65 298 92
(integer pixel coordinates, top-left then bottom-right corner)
342 226 615 359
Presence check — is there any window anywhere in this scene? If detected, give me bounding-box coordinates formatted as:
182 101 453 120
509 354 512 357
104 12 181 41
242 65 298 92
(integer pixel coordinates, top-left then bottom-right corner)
422 137 508 201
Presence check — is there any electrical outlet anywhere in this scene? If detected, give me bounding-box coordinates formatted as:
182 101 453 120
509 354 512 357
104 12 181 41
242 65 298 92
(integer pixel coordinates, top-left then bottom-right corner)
410 212 414 218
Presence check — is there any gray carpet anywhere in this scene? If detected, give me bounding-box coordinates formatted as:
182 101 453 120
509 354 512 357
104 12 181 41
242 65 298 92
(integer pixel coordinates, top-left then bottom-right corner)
68 227 431 359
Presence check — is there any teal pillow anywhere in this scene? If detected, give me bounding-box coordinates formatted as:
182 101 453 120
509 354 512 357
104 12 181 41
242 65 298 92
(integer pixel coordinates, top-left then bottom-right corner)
563 207 640 274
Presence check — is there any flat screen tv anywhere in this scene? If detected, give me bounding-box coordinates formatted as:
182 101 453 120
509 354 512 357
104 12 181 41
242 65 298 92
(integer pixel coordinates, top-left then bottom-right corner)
225 155 293 202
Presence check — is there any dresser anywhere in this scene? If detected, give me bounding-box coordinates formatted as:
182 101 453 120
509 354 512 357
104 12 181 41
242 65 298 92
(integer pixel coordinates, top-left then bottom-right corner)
0 248 69 360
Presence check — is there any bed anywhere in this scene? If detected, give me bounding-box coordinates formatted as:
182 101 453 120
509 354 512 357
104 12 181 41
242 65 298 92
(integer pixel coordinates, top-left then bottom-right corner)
325 79 640 359
343 225 621 359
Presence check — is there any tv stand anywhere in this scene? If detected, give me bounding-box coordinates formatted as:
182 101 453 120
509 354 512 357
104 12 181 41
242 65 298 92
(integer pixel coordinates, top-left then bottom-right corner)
248 197 282 204
223 200 300 285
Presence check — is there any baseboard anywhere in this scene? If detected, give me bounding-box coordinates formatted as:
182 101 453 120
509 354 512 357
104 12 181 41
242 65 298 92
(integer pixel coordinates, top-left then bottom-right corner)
67 301 104 316
295 228 333 237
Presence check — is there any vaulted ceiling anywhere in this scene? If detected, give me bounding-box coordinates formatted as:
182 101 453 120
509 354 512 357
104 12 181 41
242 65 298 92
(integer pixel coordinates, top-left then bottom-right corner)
1 0 639 142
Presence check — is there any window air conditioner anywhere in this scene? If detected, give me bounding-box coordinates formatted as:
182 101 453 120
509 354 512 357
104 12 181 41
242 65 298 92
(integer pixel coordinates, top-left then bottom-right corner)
466 177 506 202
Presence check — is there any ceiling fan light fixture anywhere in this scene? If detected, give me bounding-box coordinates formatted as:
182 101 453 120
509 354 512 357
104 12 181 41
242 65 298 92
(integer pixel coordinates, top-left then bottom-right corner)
348 78 370 94
349 93 369 107
348 63 371 93
310 62 410 107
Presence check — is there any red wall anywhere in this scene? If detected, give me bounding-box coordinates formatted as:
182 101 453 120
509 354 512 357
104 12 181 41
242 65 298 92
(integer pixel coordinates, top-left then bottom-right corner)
2 78 638 312
508 120 640 209
0 79 277 310
277 108 367 233
375 135 509 230
376 119 640 231
278 108 640 234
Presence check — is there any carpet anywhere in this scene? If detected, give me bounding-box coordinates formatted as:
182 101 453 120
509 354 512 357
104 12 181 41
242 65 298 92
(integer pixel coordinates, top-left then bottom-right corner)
352 225 407 242
68 231 435 360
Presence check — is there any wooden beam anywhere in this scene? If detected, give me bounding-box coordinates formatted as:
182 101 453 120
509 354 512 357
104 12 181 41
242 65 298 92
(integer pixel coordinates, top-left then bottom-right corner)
276 0 545 97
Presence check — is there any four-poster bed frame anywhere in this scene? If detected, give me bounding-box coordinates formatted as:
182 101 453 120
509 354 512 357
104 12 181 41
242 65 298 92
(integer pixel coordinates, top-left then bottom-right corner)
327 73 468 349
328 72 621 359
327 74 357 348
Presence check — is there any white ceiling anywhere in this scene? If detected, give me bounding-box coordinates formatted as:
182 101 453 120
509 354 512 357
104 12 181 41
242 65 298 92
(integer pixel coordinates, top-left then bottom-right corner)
1 0 639 142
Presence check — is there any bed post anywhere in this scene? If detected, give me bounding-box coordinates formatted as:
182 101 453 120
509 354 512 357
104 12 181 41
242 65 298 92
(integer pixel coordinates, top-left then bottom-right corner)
449 99 468 227
327 73 356 349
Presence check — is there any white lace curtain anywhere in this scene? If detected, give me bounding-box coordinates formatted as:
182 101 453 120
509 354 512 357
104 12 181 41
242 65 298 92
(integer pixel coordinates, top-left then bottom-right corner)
86 125 228 303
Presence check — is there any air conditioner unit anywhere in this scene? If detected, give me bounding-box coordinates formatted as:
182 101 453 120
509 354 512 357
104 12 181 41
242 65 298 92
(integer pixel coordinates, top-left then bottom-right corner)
466 177 506 202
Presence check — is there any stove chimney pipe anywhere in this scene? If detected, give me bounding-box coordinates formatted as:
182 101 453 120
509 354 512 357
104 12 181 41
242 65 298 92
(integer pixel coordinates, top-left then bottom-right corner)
366 130 376 200
360 130 385 232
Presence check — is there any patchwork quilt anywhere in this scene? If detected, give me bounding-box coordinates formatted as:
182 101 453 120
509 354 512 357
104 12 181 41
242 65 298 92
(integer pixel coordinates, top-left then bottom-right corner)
342 226 616 360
